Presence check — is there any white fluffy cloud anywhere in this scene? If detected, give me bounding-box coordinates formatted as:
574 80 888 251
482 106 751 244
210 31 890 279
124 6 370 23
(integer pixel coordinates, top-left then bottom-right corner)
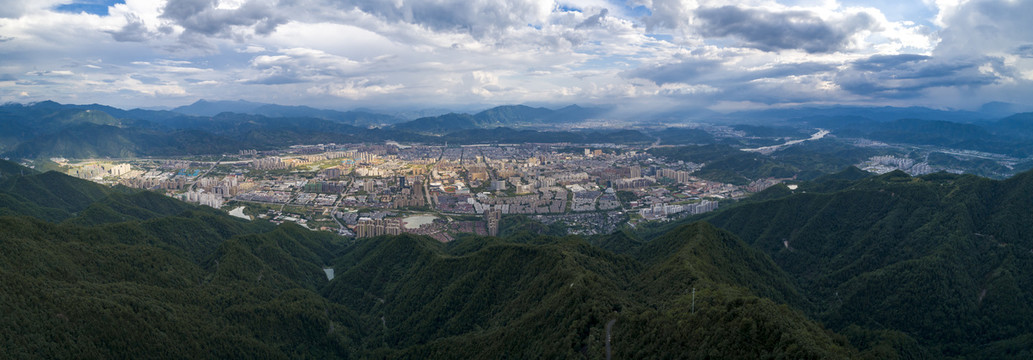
0 0 1029 111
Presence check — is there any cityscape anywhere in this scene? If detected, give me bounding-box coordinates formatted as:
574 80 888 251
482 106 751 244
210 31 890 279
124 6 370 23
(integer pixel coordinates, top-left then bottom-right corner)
59 142 740 240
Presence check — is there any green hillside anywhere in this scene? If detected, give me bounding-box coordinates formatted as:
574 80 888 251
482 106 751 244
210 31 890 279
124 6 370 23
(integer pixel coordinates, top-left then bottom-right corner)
700 170 1033 358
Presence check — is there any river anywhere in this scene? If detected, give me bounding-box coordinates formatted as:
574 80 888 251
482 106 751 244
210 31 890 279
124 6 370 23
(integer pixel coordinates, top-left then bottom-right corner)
740 129 830 155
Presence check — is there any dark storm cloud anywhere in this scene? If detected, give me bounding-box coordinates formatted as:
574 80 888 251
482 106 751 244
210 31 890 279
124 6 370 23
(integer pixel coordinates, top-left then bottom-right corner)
161 0 287 39
695 6 876 54
837 55 1002 98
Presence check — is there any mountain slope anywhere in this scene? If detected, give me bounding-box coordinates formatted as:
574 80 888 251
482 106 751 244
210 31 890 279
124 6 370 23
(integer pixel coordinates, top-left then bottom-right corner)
699 170 1033 357
322 227 854 358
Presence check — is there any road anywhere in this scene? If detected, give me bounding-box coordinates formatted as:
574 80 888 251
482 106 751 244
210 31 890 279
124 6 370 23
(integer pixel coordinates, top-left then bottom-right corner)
645 137 662 150
605 318 616 360
329 177 355 232
423 178 434 208
189 155 223 191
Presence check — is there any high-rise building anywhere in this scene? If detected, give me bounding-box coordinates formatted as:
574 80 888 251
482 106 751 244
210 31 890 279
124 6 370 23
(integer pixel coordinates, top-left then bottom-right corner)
485 208 502 237
355 218 402 238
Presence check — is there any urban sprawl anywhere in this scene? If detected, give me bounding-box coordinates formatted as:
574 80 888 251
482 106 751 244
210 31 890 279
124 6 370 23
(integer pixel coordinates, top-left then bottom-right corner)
56 143 791 242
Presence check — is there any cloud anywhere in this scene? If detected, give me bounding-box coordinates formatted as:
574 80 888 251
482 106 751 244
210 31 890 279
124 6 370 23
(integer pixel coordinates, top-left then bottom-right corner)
576 8 607 29
307 78 403 99
0 0 30 18
622 56 723 85
694 6 877 53
851 54 931 71
0 0 1029 111
130 74 161 84
243 47 362 85
27 70 76 76
160 0 288 42
326 0 552 38
836 55 1003 98
1014 44 1033 59
106 15 152 42
935 0 1033 57
639 0 693 33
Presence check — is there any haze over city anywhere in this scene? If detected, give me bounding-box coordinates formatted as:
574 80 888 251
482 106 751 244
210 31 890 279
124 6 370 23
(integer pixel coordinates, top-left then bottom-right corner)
2 0 1032 114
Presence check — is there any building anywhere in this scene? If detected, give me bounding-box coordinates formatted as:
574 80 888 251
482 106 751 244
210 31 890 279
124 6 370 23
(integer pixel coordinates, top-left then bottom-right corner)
354 218 402 238
629 166 641 178
322 168 342 178
485 208 502 237
252 157 288 170
659 169 692 183
612 177 655 191
490 180 507 191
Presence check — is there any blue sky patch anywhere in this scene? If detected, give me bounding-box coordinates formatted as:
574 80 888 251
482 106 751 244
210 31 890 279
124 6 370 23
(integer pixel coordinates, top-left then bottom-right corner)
54 1 125 16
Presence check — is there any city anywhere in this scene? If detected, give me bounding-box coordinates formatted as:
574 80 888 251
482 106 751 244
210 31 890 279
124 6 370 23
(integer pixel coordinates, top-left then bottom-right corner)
57 142 757 241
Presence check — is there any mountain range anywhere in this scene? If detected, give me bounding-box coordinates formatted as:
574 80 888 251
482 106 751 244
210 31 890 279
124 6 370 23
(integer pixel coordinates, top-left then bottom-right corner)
0 101 632 159
6 100 1033 182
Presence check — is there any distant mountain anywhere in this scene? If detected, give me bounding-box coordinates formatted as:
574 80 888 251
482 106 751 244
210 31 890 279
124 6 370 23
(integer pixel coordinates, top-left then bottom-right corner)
171 99 404 126
0 101 126 153
0 101 434 158
978 101 1033 118
809 117 1033 157
392 104 605 134
393 113 478 133
171 99 268 116
720 105 991 125
473 104 555 127
0 101 644 159
441 127 653 145
6 123 246 159
388 107 463 120
986 112 1033 138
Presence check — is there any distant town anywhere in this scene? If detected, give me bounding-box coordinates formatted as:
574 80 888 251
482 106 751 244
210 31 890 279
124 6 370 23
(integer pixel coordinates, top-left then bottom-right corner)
53 140 917 241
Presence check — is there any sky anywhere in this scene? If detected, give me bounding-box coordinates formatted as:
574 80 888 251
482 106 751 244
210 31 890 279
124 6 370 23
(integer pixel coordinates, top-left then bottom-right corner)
0 0 1031 113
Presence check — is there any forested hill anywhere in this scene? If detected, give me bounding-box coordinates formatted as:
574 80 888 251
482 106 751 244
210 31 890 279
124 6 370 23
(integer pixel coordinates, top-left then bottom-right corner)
0 160 856 358
693 168 1033 358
